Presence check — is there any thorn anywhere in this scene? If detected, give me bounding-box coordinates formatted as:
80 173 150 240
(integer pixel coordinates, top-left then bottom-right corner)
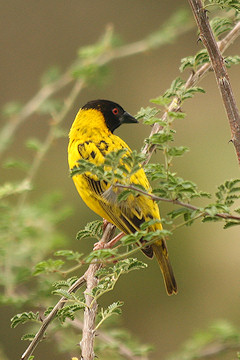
228 138 233 143
197 36 202 44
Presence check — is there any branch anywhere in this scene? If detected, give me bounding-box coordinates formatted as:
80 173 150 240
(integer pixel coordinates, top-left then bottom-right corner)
197 342 240 358
0 13 192 158
0 73 71 157
80 223 115 360
21 274 86 360
71 319 149 360
142 19 240 165
21 223 115 360
114 183 240 222
188 0 240 164
80 264 99 360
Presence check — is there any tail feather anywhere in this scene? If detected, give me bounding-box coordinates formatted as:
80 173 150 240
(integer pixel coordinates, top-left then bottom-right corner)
152 240 177 296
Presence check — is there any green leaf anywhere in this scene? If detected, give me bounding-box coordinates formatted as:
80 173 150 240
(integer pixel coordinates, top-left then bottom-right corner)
76 220 103 241
52 288 73 299
33 259 64 275
168 111 186 119
57 304 85 323
136 106 159 121
3 158 30 171
148 132 174 145
150 96 172 107
179 55 196 72
169 207 191 219
11 312 40 328
37 99 63 115
224 220 240 229
140 219 162 230
121 232 146 246
146 8 191 48
208 0 240 12
117 189 132 202
210 17 233 38
225 55 240 68
2 101 23 117
40 66 62 85
54 250 83 262
25 138 43 151
180 50 209 72
168 146 189 157
21 333 36 341
96 301 124 329
78 26 118 59
85 248 118 263
52 276 78 289
0 181 31 199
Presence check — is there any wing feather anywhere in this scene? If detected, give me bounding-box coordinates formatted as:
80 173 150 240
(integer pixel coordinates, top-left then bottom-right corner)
70 136 157 258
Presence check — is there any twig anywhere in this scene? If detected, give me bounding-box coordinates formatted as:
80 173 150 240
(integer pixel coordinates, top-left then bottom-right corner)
80 223 115 360
198 342 240 358
80 264 99 360
188 0 240 164
21 274 86 360
114 183 240 222
142 19 240 165
71 319 149 360
20 223 115 360
19 16 240 360
17 78 84 208
0 15 192 159
0 74 71 157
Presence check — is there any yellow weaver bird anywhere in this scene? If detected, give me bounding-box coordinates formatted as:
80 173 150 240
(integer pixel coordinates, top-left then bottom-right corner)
68 99 177 295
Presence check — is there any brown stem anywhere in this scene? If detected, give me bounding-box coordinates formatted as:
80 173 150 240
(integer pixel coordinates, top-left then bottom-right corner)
80 223 115 360
142 19 240 165
21 274 86 360
20 223 115 360
188 0 240 164
71 319 149 360
80 264 99 360
114 183 240 222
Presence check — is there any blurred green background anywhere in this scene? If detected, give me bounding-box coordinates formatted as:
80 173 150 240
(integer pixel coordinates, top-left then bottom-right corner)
1 1 240 359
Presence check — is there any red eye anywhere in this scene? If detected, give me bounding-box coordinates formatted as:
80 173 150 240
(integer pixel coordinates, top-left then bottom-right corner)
112 108 119 115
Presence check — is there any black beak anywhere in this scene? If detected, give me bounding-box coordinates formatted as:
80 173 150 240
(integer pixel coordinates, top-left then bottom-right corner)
120 111 139 124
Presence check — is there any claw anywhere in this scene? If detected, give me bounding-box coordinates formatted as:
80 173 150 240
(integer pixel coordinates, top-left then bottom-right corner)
93 240 106 251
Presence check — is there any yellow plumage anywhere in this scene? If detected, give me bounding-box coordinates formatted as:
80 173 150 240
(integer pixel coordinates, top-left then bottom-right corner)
68 100 177 295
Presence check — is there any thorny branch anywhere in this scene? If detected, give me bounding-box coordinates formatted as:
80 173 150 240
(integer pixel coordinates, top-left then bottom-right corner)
142 19 240 164
71 319 149 360
21 224 115 360
19 16 240 360
21 274 86 360
0 16 192 158
80 223 115 360
114 183 240 222
188 0 240 164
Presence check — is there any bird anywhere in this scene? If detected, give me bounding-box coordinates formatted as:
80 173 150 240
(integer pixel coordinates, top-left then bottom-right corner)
68 99 177 295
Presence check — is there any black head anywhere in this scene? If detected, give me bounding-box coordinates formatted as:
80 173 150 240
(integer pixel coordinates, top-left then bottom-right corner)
82 99 138 133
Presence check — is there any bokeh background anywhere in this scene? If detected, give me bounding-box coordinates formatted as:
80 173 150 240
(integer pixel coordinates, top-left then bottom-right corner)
1 1 240 359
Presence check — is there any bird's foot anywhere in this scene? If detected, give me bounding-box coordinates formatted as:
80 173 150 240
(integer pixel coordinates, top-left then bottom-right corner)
93 240 106 251
105 232 125 249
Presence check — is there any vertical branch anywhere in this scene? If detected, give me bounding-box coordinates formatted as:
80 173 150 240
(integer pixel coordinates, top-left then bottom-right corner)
80 264 99 360
80 223 115 360
188 0 240 164
21 274 86 360
21 223 115 360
